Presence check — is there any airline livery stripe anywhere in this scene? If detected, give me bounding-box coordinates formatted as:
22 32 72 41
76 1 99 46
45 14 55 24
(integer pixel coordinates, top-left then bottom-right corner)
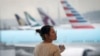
76 17 84 20
61 0 94 29
63 7 69 10
66 13 81 17
70 9 78 12
71 22 90 25
61 1 66 4
63 7 76 12
72 26 94 28
69 20 87 23
73 14 81 16
66 14 74 16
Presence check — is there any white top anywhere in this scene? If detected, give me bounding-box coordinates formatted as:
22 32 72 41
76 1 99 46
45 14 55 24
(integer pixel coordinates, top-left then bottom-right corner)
34 43 61 56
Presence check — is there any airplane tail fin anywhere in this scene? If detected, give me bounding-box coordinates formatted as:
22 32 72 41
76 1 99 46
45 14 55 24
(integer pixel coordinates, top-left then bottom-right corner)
15 14 27 26
24 11 40 26
37 8 56 26
60 0 94 29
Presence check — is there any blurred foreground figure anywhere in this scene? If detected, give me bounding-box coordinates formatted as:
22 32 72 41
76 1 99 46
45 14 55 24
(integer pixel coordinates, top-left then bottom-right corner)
34 25 65 56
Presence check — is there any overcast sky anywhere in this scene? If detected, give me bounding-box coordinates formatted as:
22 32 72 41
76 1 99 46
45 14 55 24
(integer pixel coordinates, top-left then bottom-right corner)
0 0 100 19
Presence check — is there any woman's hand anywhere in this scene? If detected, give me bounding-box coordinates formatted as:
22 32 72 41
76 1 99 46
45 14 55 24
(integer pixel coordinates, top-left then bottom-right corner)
59 45 65 53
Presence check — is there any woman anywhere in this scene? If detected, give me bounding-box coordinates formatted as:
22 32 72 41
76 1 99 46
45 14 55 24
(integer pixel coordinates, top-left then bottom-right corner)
34 25 65 56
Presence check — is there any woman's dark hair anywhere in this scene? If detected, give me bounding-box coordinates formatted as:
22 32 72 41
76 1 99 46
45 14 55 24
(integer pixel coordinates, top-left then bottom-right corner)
36 25 52 40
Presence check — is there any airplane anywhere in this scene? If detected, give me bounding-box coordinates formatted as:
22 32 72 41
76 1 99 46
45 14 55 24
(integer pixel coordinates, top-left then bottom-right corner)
15 14 28 26
60 0 94 29
37 7 74 29
24 11 41 27
1 0 100 56
1 11 100 56
12 12 42 30
1 28 100 56
37 8 56 26
13 9 72 30
12 9 99 30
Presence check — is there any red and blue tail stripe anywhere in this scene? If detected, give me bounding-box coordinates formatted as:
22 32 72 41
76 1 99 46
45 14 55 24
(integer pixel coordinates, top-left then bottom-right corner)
61 0 94 29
